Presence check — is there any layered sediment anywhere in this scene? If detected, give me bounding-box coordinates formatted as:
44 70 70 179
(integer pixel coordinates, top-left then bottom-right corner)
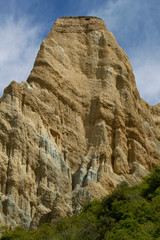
0 16 160 228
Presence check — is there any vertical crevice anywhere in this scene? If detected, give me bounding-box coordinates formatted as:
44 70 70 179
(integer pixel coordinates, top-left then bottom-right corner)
111 129 116 172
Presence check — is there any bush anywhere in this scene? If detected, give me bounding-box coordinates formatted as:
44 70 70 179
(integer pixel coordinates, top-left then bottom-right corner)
2 168 160 239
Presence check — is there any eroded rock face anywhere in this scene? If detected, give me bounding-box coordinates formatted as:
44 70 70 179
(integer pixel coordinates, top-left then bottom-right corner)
0 16 160 228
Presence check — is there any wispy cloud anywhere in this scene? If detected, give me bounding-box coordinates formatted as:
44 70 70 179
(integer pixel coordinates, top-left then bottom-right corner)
89 0 160 105
0 15 41 96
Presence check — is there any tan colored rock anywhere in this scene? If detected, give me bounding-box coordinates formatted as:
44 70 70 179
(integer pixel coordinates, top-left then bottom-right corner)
0 16 160 228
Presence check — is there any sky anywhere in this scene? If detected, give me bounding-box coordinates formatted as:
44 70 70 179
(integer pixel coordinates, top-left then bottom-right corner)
0 0 160 105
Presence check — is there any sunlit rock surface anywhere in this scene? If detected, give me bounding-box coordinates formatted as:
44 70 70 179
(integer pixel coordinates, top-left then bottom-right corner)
0 16 160 228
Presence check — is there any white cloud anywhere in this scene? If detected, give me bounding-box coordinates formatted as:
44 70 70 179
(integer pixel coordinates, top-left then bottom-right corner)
132 50 160 105
0 16 41 96
89 0 160 105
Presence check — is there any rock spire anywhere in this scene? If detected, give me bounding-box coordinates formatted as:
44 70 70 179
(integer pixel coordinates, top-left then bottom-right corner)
0 17 160 228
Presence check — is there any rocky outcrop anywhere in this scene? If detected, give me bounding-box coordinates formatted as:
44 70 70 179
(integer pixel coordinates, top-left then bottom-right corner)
0 16 160 228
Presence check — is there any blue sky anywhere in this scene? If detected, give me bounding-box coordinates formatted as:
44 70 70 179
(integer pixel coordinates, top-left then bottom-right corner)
0 0 160 105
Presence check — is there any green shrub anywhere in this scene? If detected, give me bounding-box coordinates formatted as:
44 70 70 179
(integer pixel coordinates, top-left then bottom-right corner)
2 167 160 239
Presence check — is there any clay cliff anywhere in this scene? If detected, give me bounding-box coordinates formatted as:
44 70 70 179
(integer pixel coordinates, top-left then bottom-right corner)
0 17 160 229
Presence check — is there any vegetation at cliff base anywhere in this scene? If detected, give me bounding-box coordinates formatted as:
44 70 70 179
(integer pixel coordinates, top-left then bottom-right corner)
2 167 160 239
